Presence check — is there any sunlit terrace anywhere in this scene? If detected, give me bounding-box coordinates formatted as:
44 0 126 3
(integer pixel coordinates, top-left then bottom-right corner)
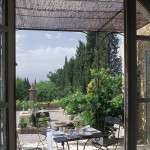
5 0 150 149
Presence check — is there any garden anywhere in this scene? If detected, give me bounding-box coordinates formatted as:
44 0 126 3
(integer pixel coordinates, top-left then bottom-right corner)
16 68 124 134
16 32 123 133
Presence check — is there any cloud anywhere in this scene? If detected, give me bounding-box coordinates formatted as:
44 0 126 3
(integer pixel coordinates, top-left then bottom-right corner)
45 33 53 40
56 33 61 38
16 31 86 82
69 38 76 41
16 33 26 44
16 46 76 82
45 33 62 40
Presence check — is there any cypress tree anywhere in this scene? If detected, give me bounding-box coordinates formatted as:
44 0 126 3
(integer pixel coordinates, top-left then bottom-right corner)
84 32 97 86
107 33 122 76
73 41 86 93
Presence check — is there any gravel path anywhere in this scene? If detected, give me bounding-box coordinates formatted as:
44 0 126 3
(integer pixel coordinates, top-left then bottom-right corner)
17 108 70 145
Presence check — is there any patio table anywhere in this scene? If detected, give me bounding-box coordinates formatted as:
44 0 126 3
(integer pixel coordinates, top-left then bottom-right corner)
47 126 105 150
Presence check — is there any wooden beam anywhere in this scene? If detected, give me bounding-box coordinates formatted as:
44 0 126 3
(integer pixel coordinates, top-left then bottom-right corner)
137 0 150 21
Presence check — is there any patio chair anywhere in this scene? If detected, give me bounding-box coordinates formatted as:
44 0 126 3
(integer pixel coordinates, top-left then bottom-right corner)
36 111 51 148
92 116 121 150
36 111 51 128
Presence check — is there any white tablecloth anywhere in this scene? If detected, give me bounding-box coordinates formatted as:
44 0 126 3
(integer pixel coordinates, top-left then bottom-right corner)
47 130 54 150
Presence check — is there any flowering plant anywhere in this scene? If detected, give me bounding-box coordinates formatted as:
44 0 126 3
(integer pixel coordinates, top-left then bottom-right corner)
73 115 83 126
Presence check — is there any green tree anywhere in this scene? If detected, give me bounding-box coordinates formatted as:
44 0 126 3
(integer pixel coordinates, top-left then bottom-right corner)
84 32 97 86
47 68 70 97
73 41 86 93
47 69 65 88
36 81 59 101
107 33 122 76
62 56 75 93
81 68 123 129
46 32 122 98
94 32 108 70
16 77 30 100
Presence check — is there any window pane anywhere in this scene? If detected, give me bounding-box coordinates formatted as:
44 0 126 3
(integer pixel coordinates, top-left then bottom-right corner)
0 108 7 150
137 103 150 149
0 0 6 25
137 40 150 98
0 32 6 102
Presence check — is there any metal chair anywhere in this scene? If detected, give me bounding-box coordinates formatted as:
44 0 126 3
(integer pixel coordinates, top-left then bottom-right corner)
83 132 106 150
92 116 121 150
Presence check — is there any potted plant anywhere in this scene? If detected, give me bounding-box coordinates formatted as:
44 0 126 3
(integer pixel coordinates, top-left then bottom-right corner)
73 115 83 132
18 118 28 134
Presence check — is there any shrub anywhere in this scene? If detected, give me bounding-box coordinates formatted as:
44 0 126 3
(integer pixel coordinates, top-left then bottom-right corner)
16 100 54 110
29 113 36 127
18 118 27 128
81 68 124 127
59 92 86 115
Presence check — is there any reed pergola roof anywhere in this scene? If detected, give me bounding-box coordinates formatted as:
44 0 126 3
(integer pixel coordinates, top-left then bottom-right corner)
16 0 149 32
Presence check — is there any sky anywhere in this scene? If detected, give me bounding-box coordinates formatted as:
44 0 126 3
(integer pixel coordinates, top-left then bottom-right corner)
16 31 86 83
16 31 124 83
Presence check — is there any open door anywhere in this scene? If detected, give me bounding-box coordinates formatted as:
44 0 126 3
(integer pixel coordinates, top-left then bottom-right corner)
136 0 150 149
125 0 150 150
0 0 16 149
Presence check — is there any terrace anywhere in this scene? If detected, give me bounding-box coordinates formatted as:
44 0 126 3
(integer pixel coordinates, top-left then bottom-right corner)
16 107 125 150
15 0 149 149
0 0 150 149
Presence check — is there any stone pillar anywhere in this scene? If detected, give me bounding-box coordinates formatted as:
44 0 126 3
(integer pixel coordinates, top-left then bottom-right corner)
28 83 37 101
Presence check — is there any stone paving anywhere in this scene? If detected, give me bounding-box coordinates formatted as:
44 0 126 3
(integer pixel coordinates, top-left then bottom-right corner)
17 108 67 146
16 108 124 150
17 108 150 150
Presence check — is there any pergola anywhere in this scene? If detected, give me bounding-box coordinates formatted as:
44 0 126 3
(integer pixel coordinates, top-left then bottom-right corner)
16 0 149 32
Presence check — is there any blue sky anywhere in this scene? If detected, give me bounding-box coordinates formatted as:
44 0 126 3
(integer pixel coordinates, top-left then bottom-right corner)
16 31 123 83
16 31 86 82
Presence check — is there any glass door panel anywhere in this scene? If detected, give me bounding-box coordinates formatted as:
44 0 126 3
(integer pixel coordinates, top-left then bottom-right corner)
0 108 7 150
136 1 150 148
136 39 150 149
0 32 6 102
0 0 6 25
0 0 15 149
137 40 150 98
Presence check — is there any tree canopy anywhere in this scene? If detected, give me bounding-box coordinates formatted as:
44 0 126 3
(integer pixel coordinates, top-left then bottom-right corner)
47 32 122 97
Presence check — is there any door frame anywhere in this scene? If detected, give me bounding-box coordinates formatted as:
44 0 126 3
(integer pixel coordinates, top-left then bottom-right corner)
4 0 150 149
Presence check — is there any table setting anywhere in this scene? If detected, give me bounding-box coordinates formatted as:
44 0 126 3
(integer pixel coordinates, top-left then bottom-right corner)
47 125 102 150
